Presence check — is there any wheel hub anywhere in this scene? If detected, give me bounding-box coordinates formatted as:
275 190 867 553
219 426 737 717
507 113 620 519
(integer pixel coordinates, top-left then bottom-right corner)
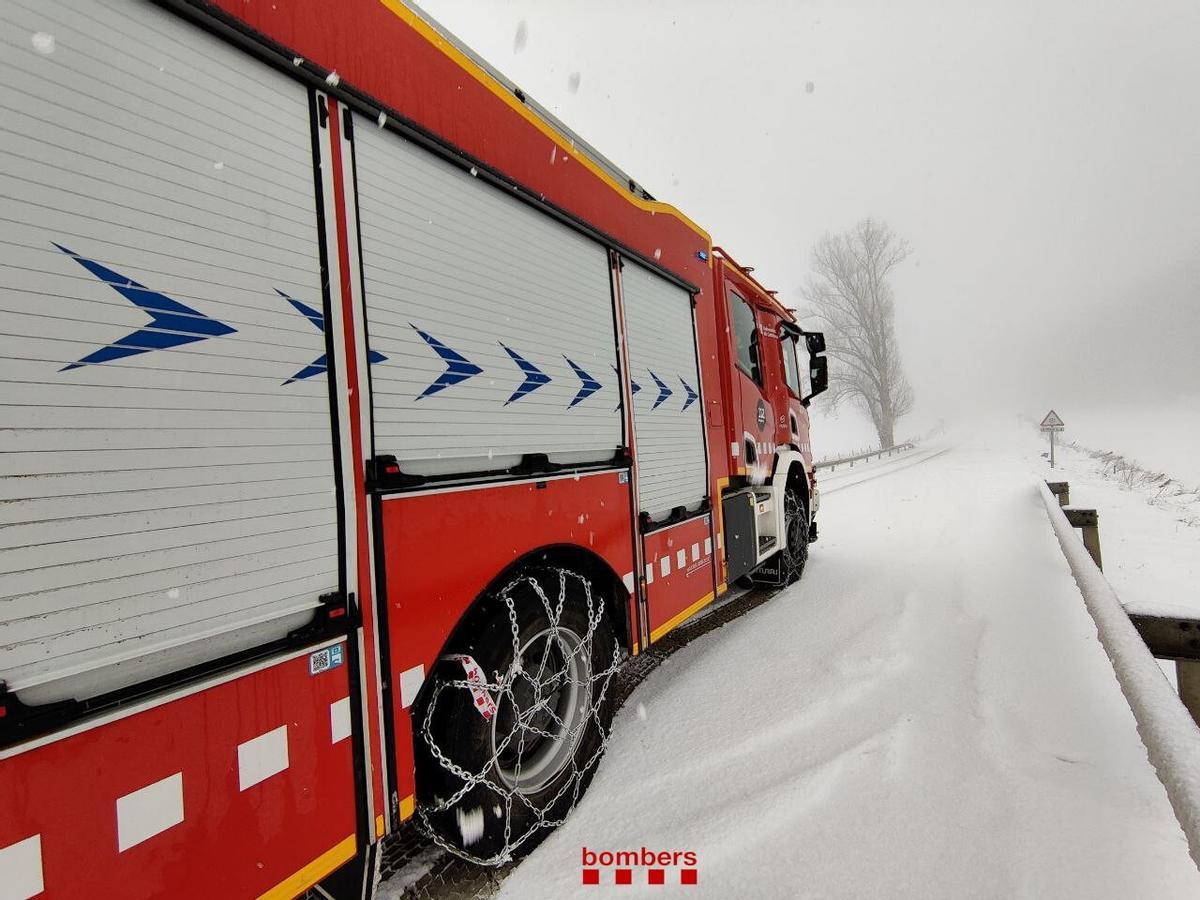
492 626 591 793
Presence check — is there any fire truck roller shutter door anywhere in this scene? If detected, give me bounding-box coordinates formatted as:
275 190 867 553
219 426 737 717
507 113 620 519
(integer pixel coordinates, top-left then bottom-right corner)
354 120 622 478
619 261 707 520
0 0 338 704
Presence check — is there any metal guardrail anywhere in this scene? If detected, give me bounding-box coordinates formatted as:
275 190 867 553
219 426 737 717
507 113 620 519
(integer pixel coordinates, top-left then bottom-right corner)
1039 479 1200 868
813 442 915 472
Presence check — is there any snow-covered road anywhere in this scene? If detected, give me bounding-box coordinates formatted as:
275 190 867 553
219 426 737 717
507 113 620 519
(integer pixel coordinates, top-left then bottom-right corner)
495 434 1200 898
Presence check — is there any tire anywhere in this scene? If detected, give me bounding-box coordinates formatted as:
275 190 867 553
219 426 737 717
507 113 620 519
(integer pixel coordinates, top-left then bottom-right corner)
780 487 809 584
413 567 619 863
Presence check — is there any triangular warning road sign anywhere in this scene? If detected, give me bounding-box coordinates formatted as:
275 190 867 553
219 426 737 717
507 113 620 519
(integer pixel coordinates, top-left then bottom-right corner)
1040 410 1065 428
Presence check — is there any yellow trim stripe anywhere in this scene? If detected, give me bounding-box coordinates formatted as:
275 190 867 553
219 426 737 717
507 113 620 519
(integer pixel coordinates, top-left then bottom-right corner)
399 794 416 822
650 591 715 644
375 814 386 838
256 835 356 900
715 476 730 584
377 0 711 243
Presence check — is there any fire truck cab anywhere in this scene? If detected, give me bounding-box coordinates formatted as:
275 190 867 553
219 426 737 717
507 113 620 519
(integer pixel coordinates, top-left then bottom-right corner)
712 250 826 588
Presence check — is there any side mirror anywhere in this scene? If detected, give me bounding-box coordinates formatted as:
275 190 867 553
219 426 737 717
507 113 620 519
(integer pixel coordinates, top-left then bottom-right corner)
805 331 826 355
803 354 828 406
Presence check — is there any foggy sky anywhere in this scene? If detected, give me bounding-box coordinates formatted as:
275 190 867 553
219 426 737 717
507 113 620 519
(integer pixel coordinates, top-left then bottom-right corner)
419 0 1200 447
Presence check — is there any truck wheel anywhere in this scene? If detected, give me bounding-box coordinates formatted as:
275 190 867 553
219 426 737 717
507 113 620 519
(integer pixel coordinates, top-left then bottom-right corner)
413 567 619 863
780 487 809 584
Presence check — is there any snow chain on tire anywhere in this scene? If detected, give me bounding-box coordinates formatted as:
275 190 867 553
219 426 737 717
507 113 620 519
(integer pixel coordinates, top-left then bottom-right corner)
414 567 622 866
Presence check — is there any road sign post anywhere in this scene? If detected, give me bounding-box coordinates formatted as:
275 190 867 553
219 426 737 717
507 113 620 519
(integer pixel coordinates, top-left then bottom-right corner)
1040 410 1065 468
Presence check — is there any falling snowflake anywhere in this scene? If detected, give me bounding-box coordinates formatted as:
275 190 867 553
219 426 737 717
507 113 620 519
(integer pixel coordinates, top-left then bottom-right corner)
325 70 340 87
213 161 225 170
653 248 662 260
30 32 55 55
469 166 478 177
456 806 485 847
377 111 387 128
167 588 181 600
805 81 815 94
567 71 581 94
513 20 528 53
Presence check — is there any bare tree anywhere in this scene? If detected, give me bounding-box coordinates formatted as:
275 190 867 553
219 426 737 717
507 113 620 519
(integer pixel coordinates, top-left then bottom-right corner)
801 218 913 447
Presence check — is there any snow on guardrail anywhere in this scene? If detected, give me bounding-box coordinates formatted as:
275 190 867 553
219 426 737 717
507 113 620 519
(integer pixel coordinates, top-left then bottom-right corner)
1038 480 1200 868
813 442 915 472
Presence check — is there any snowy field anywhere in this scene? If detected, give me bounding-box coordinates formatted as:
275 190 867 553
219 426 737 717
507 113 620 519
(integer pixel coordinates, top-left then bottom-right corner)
1059 397 1200 489
1047 441 1200 620
484 426 1200 898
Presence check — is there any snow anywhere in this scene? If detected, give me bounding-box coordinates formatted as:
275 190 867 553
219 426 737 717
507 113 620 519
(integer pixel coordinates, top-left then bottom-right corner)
1038 479 1200 867
30 32 55 55
377 847 442 900
1049 443 1200 618
492 428 1200 898
457 805 485 847
1062 397 1200 488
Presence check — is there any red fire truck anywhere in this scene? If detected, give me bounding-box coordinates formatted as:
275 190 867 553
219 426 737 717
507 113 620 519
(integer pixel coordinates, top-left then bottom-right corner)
0 1 827 896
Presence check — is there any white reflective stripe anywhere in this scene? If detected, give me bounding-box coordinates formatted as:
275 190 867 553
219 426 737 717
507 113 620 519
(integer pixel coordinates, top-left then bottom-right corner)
704 537 712 557
330 696 352 744
399 664 426 709
237 726 289 791
622 571 636 594
660 556 671 577
717 533 724 550
0 834 43 898
117 772 184 851
645 563 654 585
691 543 700 562
731 441 740 458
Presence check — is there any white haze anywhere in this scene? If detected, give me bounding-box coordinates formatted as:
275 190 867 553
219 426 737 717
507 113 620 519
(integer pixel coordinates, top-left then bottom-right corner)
419 0 1200 453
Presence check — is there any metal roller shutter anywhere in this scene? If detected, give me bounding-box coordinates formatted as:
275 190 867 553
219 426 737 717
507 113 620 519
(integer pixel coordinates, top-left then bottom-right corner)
354 119 622 477
621 261 708 519
0 1 338 703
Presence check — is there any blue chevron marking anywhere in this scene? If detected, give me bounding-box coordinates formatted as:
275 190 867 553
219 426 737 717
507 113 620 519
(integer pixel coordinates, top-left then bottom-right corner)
564 357 601 407
277 289 386 384
649 370 672 410
55 243 236 371
412 325 482 398
502 344 551 404
680 376 698 412
611 365 643 410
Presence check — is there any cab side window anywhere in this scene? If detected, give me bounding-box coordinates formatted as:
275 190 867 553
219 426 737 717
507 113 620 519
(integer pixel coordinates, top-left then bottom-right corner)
729 290 761 385
782 335 803 398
